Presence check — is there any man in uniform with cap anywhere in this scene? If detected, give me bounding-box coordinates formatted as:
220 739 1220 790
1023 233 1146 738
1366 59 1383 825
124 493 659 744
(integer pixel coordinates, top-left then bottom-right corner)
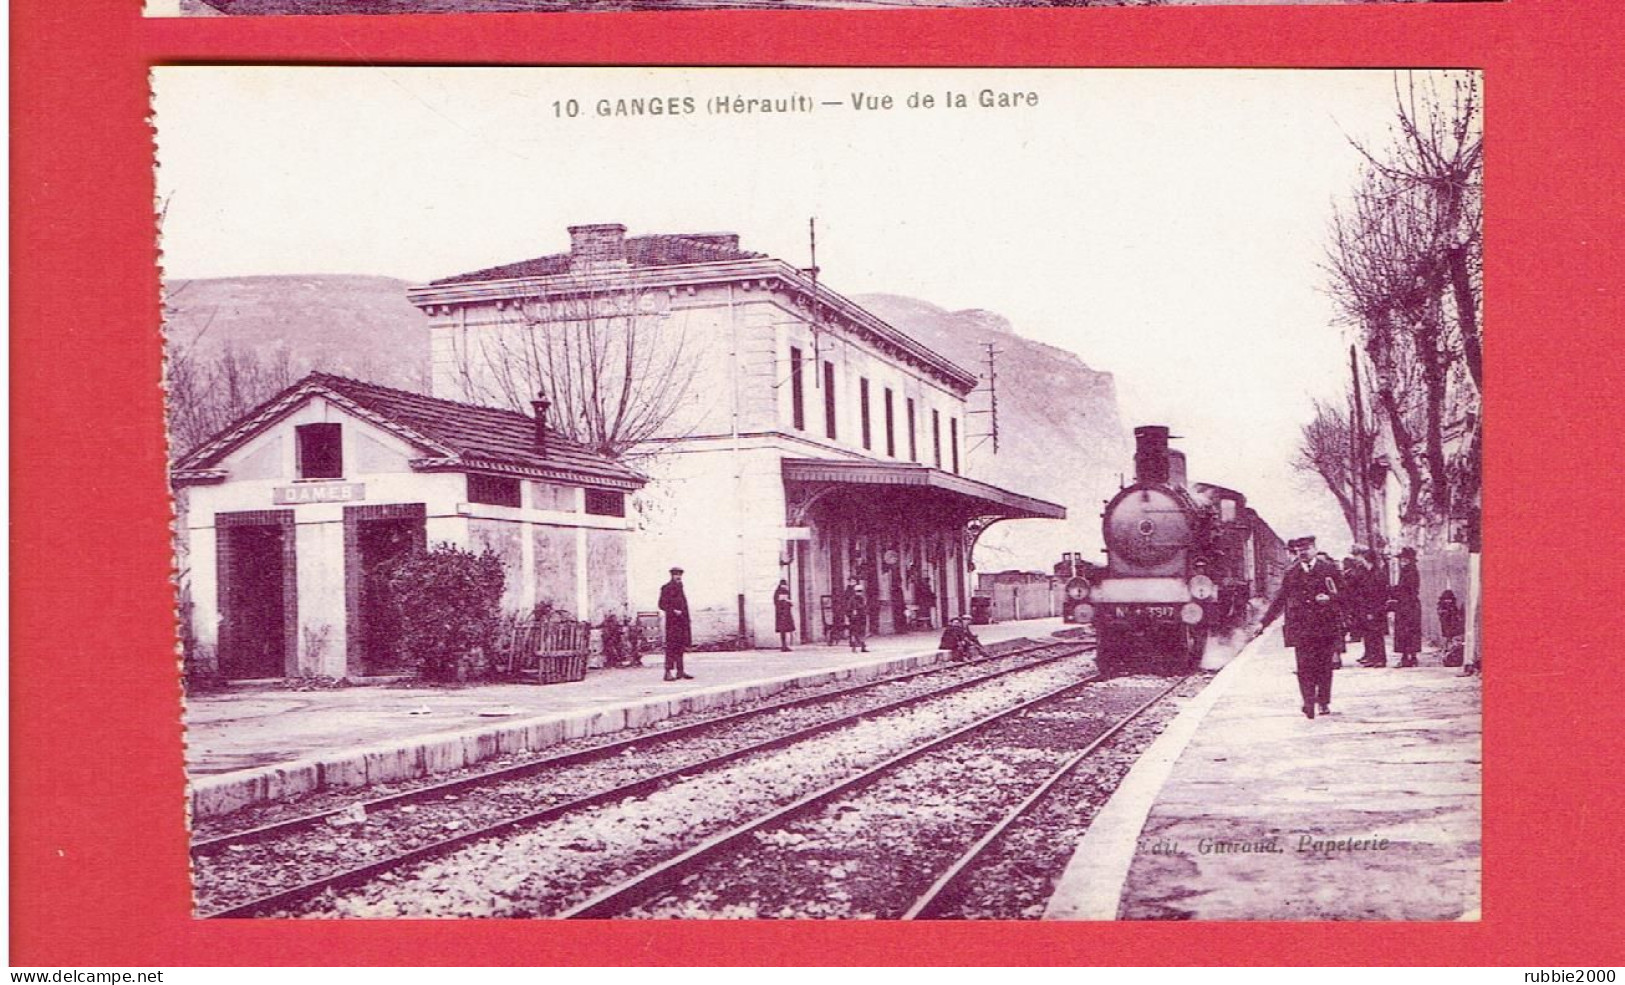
658 567 693 681
1262 535 1343 719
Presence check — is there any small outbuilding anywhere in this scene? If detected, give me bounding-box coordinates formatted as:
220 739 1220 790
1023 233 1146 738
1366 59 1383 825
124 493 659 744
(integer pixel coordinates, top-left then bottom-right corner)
171 372 645 680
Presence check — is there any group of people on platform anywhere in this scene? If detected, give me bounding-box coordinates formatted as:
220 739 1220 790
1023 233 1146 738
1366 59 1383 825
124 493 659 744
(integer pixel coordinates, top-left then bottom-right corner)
772 576 874 654
778 575 952 655
1262 535 1472 720
654 568 979 680
658 542 1469 700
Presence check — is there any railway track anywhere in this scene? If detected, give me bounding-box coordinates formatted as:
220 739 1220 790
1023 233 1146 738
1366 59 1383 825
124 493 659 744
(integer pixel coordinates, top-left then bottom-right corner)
197 637 1095 918
904 676 1185 919
192 635 1074 847
577 674 1190 920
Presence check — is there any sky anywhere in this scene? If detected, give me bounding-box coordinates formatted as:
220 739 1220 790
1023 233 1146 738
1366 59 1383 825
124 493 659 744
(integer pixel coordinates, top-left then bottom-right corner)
153 66 1437 551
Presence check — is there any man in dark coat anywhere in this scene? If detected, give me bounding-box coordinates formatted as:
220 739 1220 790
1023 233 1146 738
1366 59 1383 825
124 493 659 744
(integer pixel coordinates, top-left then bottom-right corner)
1352 546 1392 668
1262 535 1344 719
1391 547 1424 667
843 577 869 653
658 567 693 681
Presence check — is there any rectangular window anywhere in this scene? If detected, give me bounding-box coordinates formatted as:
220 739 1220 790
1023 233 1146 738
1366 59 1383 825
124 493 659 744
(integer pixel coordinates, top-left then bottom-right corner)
789 346 805 431
530 481 577 512
950 418 960 474
932 409 942 468
906 398 918 462
859 378 872 450
823 361 838 440
585 488 626 517
296 423 343 479
884 389 896 458
467 473 522 508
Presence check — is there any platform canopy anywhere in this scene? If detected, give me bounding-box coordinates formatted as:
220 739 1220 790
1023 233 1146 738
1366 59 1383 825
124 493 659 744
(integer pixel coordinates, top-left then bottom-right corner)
781 458 1065 523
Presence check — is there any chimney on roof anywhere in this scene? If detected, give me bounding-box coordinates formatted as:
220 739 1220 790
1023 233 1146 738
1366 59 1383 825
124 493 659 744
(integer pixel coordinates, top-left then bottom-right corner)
568 223 629 271
531 389 552 457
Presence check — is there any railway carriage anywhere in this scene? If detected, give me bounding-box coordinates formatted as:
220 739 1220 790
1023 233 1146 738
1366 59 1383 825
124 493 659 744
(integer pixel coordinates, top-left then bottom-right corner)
1054 552 1104 625
1070 426 1288 675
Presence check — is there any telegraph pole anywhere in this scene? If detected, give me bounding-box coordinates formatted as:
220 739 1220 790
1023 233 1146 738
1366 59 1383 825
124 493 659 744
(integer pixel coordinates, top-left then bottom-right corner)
967 341 1001 453
1350 344 1371 546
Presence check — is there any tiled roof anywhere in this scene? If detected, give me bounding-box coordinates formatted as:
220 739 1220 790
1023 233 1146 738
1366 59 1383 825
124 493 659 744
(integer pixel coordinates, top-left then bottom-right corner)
430 233 766 286
177 373 645 489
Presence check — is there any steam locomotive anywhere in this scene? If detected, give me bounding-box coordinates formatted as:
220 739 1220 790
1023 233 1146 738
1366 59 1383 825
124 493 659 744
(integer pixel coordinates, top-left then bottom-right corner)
1071 426 1289 675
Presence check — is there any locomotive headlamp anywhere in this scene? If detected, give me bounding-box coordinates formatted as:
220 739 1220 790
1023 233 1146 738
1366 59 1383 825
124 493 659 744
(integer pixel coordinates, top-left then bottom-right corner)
1189 574 1217 601
1180 602 1205 625
1074 603 1095 623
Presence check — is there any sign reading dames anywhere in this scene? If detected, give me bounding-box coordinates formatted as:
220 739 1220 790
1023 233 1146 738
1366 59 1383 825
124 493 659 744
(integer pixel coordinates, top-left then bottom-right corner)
273 482 367 505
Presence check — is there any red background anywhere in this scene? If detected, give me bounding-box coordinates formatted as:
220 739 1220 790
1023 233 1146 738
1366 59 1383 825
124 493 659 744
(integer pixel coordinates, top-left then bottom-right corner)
10 0 1624 966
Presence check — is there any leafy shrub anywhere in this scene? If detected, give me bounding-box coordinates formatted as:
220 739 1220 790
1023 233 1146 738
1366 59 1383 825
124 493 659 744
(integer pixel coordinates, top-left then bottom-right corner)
384 543 506 682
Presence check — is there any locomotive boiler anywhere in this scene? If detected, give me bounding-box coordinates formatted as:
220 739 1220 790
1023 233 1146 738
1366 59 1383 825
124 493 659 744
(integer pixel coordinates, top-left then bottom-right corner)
1073 426 1287 675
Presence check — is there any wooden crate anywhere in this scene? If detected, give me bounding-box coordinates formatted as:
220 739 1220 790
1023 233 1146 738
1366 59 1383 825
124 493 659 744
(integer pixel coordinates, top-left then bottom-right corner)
535 653 588 685
503 613 592 684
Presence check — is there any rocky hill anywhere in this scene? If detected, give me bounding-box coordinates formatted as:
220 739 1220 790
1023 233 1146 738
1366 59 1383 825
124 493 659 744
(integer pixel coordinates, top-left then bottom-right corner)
162 277 1129 571
854 294 1130 571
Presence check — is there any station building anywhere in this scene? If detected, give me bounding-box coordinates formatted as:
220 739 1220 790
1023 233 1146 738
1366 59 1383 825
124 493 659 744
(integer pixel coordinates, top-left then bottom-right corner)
974 570 1064 623
172 373 644 680
408 223 1065 645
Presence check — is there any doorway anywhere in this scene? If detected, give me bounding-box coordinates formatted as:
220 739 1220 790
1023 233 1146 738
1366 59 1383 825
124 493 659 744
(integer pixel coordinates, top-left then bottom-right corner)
217 512 295 679
344 504 427 676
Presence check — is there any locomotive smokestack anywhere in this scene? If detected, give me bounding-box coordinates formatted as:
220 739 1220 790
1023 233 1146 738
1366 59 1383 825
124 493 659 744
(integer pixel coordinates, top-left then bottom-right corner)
1134 426 1171 485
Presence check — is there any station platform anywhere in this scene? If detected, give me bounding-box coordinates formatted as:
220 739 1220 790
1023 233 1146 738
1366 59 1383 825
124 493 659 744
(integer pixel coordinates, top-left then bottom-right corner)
184 616 1069 819
1044 626 1482 922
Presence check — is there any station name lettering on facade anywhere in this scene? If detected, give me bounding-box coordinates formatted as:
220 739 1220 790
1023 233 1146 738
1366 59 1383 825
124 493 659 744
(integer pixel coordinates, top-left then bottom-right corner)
273 483 367 505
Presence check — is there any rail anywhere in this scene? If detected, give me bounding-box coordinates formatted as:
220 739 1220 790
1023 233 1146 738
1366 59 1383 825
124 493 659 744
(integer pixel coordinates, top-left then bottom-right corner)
196 637 1095 918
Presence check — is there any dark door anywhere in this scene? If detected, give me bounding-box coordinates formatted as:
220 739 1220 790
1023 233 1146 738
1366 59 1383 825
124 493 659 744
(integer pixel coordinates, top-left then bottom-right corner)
356 517 425 675
795 541 812 645
219 523 289 679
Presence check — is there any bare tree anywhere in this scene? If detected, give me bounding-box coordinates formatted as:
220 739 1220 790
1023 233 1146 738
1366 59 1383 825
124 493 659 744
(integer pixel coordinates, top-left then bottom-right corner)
1324 71 1482 534
1292 398 1361 540
167 333 297 459
446 276 705 460
1366 72 1483 393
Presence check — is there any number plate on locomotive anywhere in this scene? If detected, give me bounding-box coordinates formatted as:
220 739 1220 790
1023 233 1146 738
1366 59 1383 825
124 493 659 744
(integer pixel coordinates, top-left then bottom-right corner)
1109 604 1177 620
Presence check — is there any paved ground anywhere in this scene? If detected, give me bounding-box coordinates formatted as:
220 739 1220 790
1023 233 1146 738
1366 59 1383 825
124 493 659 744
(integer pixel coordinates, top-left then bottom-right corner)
1046 627 1481 921
184 616 1067 776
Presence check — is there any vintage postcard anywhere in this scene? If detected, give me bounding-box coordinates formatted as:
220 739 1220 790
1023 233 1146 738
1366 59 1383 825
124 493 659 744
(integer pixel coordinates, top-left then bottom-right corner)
155 65 1480 922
